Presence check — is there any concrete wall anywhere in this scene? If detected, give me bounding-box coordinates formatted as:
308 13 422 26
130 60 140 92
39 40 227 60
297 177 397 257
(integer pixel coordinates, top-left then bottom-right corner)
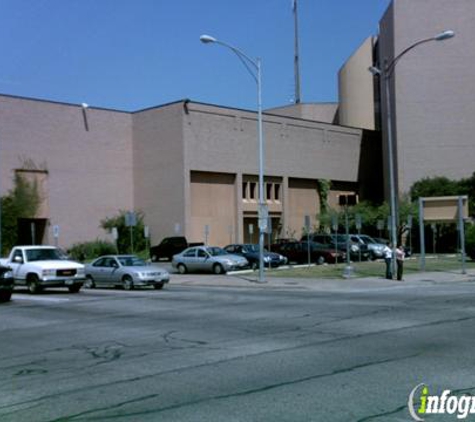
0 95 133 248
132 102 186 246
183 102 364 182
379 0 475 194
338 37 376 130
181 102 378 244
266 103 338 124
189 171 236 246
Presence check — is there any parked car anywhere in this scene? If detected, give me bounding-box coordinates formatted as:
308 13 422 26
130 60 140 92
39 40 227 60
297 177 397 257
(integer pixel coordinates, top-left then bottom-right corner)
269 238 299 254
302 233 370 261
150 237 204 262
349 234 386 260
224 244 288 269
85 255 169 290
0 265 14 302
0 245 85 294
279 241 345 265
172 246 248 274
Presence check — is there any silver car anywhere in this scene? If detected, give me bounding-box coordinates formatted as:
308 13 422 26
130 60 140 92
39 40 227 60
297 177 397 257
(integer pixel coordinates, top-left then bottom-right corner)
172 246 248 274
85 255 170 290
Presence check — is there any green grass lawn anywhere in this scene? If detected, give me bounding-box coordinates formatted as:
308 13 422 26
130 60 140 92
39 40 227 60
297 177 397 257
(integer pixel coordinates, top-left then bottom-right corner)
268 255 475 279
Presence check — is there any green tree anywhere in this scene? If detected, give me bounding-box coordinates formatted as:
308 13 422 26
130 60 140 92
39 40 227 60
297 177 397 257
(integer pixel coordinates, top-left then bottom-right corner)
100 210 146 254
1 173 41 254
410 176 460 200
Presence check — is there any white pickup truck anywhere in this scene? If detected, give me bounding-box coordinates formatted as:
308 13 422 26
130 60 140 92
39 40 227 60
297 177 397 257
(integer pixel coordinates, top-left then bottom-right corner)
0 246 86 294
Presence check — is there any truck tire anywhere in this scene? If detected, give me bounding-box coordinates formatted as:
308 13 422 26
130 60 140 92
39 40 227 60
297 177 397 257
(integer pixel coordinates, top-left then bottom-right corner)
68 284 81 293
0 290 12 302
27 274 42 294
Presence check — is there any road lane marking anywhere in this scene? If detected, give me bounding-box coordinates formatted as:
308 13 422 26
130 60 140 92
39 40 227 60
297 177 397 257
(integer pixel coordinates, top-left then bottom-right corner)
13 295 71 302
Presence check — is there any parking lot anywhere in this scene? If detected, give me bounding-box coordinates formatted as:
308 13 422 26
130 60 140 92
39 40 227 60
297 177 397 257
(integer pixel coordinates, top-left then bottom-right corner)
2 271 475 421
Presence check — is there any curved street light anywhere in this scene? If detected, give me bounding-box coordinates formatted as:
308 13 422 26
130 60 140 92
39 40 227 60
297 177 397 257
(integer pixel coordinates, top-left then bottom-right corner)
200 34 266 283
369 29 455 277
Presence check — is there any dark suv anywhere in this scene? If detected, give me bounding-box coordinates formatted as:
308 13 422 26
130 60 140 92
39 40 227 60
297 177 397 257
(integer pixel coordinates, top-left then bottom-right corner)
150 237 204 262
0 265 14 302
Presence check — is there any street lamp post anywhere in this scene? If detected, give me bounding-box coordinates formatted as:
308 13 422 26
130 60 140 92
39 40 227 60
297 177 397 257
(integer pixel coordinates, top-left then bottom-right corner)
369 30 454 277
200 34 266 283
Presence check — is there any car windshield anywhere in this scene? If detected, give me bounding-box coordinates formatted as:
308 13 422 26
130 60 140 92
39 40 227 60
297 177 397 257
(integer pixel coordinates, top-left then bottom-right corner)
26 248 65 261
359 235 376 244
206 247 227 257
118 256 146 267
243 244 270 253
333 235 349 242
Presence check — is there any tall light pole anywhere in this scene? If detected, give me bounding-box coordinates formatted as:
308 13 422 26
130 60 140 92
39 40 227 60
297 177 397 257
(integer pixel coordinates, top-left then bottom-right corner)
369 29 454 277
200 34 266 282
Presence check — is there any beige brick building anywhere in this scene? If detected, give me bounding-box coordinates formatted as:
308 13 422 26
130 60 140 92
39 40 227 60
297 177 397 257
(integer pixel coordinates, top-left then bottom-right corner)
0 95 381 248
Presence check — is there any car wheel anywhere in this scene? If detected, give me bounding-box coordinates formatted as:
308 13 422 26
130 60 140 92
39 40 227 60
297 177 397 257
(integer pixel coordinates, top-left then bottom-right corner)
151 254 158 262
316 255 325 265
251 261 258 271
123 276 134 290
68 284 81 293
177 264 187 274
154 282 164 290
84 276 95 289
0 290 12 302
27 275 42 294
213 263 225 275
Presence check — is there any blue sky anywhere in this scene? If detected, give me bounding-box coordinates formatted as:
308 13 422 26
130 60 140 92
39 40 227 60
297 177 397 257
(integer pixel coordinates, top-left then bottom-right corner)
0 0 391 111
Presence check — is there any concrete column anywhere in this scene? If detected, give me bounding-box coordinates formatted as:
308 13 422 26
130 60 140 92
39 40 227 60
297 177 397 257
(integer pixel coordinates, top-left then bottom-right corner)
235 172 244 243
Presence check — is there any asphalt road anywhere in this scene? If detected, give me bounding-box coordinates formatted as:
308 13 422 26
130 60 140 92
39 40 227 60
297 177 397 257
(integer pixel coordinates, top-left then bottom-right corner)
1 277 475 421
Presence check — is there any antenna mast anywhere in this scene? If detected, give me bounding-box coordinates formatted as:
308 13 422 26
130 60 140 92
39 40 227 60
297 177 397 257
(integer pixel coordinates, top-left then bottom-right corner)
293 0 302 104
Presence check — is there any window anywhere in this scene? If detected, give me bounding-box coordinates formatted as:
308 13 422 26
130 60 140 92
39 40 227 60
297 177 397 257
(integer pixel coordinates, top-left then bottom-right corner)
274 184 281 201
242 183 248 200
184 249 196 257
266 184 273 201
249 182 257 200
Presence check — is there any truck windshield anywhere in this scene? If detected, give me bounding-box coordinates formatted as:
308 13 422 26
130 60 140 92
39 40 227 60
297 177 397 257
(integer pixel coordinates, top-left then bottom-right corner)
26 248 64 261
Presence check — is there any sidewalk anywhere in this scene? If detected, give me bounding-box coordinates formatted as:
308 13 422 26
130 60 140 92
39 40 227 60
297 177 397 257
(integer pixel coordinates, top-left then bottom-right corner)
170 268 475 292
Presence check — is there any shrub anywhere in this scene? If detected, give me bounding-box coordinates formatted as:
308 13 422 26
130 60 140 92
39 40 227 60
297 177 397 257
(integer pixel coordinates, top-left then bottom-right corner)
68 240 117 262
466 224 475 260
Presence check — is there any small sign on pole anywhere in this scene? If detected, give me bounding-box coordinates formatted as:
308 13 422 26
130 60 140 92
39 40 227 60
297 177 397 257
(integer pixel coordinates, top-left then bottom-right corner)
355 214 362 231
125 211 137 227
258 204 269 232
112 227 119 253
53 225 60 247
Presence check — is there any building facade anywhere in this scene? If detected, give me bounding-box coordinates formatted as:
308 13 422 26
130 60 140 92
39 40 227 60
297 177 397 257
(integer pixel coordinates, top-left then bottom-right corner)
0 95 381 249
339 0 475 200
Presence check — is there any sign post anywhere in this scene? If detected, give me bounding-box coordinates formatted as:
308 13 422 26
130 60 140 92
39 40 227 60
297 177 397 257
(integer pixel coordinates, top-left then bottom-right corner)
304 215 311 267
125 211 137 253
53 225 60 247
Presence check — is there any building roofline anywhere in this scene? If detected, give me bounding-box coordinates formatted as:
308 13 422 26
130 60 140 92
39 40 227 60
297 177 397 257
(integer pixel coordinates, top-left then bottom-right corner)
0 92 131 114
0 92 376 132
